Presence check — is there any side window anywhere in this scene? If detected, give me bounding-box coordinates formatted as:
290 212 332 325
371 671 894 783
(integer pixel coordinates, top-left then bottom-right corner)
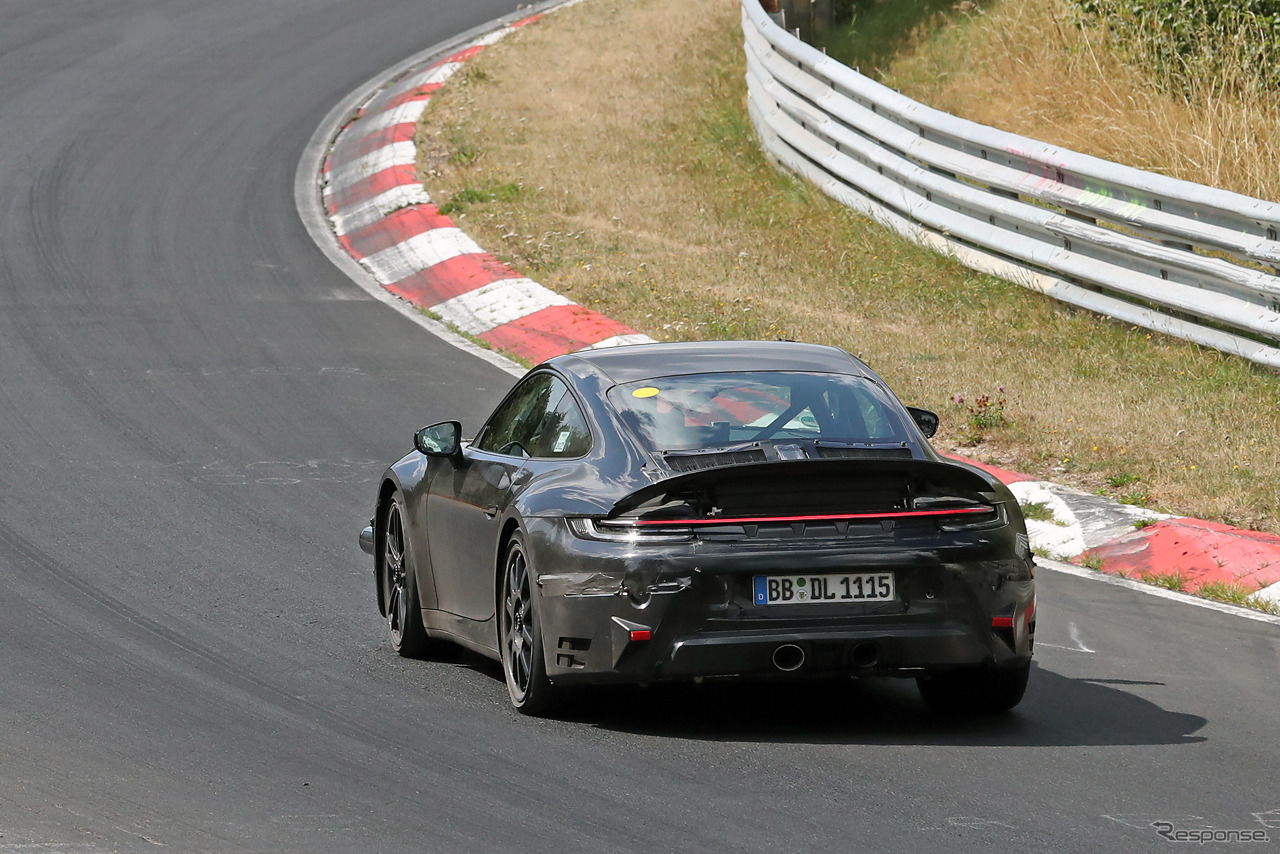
856 388 897 440
475 374 564 457
861 401 893 439
531 390 593 458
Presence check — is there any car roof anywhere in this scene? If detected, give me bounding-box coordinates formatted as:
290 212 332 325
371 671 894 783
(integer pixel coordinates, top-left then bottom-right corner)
550 340 872 385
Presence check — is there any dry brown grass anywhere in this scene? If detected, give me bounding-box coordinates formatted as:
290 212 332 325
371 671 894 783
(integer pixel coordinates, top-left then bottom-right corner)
880 0 1280 201
416 0 1280 533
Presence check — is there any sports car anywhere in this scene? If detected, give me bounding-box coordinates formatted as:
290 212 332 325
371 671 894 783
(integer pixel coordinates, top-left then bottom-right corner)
359 341 1035 715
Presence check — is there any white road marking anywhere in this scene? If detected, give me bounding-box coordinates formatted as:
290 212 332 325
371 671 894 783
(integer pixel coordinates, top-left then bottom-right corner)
946 817 1017 830
1103 813 1203 829
1068 621 1096 653
1037 641 1094 654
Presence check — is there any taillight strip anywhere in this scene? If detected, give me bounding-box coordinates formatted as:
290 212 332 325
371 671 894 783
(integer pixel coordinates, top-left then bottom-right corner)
630 507 993 526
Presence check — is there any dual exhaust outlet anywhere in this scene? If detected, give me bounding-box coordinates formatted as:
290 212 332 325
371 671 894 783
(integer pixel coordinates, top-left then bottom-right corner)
770 641 881 672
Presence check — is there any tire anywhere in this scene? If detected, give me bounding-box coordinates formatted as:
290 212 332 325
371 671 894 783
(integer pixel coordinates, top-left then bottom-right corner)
380 495 430 658
500 532 559 716
916 662 1031 715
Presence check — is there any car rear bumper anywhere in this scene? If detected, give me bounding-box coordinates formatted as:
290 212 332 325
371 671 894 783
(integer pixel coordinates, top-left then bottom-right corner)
526 518 1036 686
547 613 1031 685
666 623 992 677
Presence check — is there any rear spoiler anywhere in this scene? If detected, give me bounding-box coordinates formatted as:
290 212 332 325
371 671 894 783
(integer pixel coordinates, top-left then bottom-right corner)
608 457 1002 519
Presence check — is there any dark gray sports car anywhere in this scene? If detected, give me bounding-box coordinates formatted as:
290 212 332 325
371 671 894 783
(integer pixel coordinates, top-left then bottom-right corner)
360 341 1036 715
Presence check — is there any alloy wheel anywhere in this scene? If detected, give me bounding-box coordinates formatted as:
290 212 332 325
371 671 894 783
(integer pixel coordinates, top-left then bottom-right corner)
503 544 534 700
385 503 408 643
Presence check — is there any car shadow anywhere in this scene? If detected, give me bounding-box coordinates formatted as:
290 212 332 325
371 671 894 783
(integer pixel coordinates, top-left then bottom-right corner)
443 654 1205 747
550 663 1207 747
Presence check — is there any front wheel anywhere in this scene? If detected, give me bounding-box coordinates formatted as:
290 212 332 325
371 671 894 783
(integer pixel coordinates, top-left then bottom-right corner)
500 532 559 716
381 495 430 658
917 662 1031 715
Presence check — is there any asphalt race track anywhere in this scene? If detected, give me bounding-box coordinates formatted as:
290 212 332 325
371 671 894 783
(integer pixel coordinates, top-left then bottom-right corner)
2 3 1279 851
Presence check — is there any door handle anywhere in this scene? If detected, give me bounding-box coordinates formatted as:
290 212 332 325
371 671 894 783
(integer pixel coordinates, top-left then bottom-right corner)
483 505 498 518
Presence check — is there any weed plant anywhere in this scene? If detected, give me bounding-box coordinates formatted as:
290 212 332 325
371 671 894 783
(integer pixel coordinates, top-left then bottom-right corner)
1141 570 1192 591
1019 501 1058 523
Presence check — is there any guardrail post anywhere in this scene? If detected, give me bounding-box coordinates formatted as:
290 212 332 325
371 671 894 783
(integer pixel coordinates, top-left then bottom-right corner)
759 0 786 27
792 0 813 42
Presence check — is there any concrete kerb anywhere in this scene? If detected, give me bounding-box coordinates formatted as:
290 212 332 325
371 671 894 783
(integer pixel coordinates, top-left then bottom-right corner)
296 3 1280 622
294 10 541 378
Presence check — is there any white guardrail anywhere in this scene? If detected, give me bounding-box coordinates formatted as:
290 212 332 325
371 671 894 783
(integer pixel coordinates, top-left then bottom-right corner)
742 0 1280 369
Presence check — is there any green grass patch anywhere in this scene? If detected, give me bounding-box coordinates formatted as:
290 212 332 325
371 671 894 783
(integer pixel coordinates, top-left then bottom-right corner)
1195 581 1280 615
1245 596 1280 616
446 128 482 166
1196 580 1255 606
1140 570 1192 592
1119 490 1152 507
439 182 524 215
1019 500 1070 527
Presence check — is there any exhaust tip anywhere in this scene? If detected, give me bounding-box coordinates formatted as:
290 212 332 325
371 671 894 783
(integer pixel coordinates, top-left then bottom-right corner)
772 643 806 672
850 641 882 669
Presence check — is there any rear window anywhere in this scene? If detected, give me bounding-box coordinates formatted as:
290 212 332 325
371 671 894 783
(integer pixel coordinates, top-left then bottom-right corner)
607 371 909 453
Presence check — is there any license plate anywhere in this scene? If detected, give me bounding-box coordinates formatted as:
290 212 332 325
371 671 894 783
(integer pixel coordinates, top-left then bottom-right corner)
753 572 895 605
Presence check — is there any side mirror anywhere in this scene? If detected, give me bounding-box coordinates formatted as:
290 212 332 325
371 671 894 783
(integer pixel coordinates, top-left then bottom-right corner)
414 421 462 457
907 407 939 439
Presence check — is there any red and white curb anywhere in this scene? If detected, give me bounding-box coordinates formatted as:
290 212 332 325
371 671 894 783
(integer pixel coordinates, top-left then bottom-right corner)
317 10 653 366
955 456 1280 606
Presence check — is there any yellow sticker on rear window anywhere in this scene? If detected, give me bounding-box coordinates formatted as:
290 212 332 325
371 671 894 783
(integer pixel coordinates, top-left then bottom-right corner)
632 387 660 398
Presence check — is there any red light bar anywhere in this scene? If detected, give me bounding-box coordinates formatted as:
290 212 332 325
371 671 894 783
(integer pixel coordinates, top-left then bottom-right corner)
629 630 652 642
991 616 1014 628
632 507 993 527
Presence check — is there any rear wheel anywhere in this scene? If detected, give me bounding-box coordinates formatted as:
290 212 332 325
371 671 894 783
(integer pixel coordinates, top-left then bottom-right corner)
500 532 559 716
917 662 1031 715
381 496 430 658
